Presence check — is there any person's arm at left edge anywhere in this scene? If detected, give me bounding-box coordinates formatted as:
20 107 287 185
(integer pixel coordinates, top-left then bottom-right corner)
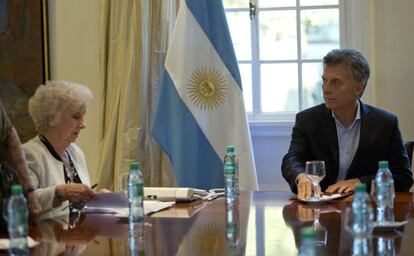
6 126 41 218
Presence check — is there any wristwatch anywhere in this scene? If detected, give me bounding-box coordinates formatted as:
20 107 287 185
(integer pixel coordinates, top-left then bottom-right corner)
25 187 35 196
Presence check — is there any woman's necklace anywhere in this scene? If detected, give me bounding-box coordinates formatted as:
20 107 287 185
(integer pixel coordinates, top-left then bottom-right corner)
63 152 77 183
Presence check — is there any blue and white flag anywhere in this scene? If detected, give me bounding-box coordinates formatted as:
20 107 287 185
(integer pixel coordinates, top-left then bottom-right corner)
151 0 258 191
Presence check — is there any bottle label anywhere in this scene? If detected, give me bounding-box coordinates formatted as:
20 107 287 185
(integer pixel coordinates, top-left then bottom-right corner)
137 183 143 196
129 182 144 198
224 163 235 175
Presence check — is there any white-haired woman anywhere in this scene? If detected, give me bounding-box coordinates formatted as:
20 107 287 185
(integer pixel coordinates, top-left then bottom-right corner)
22 81 96 219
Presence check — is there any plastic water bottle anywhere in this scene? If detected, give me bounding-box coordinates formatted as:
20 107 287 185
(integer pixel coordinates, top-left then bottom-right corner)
7 185 28 256
298 227 317 256
351 184 374 237
223 146 239 200
128 161 144 223
374 161 394 224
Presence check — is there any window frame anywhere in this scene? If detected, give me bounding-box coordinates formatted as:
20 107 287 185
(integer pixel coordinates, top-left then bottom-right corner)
224 0 349 122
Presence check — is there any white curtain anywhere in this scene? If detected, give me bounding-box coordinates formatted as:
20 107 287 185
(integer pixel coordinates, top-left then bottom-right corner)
97 0 179 190
137 0 180 187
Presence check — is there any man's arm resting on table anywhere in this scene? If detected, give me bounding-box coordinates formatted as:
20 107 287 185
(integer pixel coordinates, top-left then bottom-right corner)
326 178 361 193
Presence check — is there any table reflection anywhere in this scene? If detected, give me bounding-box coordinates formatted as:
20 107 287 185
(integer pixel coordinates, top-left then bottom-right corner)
30 214 99 256
16 192 414 256
282 201 342 255
129 222 145 256
173 197 248 256
351 237 373 256
225 198 240 250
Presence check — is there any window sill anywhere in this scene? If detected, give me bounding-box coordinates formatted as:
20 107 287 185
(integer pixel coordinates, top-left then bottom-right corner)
249 121 294 138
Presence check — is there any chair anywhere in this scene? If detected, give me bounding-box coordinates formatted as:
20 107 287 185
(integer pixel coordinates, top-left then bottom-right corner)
405 141 414 192
405 141 414 167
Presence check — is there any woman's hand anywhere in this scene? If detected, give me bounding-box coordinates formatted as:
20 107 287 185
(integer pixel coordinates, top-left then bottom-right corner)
57 183 96 204
27 192 41 220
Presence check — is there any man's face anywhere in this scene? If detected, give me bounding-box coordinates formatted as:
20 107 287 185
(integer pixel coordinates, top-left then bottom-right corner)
322 64 363 112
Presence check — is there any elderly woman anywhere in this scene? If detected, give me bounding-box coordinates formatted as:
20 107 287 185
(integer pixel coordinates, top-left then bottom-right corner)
22 80 96 219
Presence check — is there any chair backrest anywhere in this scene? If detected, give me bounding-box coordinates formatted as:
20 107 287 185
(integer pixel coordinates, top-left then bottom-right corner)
405 141 414 192
404 141 414 167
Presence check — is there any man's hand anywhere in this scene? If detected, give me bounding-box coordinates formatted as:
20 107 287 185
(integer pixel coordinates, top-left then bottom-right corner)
296 173 321 200
326 178 360 193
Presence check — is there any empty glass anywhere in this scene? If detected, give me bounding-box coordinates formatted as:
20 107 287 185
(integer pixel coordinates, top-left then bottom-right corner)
371 179 395 224
305 160 326 201
119 172 129 195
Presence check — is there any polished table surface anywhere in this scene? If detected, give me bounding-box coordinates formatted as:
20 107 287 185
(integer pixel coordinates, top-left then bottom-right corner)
4 191 414 255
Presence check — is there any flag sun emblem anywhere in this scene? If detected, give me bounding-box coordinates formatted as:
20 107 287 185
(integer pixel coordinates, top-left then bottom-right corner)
187 67 227 110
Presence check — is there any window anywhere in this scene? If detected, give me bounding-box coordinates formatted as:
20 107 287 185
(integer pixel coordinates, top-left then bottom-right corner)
223 0 341 121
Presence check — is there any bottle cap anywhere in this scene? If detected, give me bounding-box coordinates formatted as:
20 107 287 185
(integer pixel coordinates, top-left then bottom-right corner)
300 227 315 240
226 146 235 153
355 183 367 192
130 161 140 170
378 160 389 169
11 185 23 195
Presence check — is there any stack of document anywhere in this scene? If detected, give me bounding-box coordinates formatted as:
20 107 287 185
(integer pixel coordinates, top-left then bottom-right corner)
84 192 175 217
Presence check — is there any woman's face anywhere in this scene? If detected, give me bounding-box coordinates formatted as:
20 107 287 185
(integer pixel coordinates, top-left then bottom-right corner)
53 104 87 144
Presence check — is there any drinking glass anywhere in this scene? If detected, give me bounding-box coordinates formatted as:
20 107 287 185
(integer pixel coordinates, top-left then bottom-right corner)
305 160 326 201
371 179 394 224
119 172 129 195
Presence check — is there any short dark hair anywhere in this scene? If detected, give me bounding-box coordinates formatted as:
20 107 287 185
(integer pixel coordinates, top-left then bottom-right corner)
323 49 370 89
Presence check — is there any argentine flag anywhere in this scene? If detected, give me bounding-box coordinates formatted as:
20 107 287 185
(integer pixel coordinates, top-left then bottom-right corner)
151 0 258 191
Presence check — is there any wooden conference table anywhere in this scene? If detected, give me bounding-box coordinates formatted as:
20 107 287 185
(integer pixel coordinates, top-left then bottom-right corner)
11 192 414 255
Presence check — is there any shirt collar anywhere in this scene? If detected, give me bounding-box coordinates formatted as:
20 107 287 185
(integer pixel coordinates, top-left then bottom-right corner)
332 100 361 129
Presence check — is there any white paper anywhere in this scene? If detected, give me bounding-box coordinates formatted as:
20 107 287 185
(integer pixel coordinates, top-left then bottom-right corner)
0 236 39 249
111 201 176 217
319 193 344 200
83 192 174 216
300 192 351 203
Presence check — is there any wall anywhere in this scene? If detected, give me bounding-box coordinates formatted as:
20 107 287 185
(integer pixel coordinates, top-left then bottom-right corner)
49 0 414 191
374 0 414 140
48 0 102 181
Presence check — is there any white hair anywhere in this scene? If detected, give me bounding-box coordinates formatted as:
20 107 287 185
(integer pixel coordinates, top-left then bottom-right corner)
28 80 93 133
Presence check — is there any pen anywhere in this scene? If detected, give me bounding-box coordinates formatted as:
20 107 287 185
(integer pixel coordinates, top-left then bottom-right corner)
91 183 98 189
